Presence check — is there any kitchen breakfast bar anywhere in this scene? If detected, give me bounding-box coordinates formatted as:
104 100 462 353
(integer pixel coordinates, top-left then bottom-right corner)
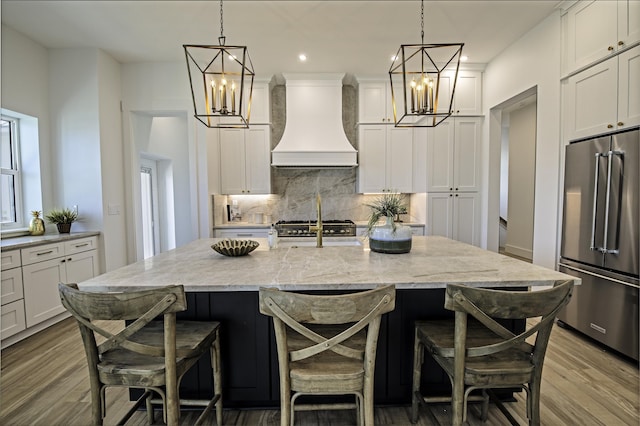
79 236 578 407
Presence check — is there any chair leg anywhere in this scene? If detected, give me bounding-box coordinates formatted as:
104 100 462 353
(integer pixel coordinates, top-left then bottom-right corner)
529 380 541 426
411 330 424 424
212 333 223 426
480 389 489 422
94 385 105 425
145 390 154 424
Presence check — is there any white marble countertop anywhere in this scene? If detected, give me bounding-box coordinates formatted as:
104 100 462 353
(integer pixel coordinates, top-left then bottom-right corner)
1 231 100 250
79 236 578 292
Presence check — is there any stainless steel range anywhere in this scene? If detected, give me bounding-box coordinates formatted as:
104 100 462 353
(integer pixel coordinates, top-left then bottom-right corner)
275 220 356 237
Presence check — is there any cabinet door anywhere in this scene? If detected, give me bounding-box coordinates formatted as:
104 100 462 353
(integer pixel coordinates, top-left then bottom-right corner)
618 0 640 49
1 250 21 271
618 45 640 129
65 250 99 284
453 192 480 246
1 300 26 339
22 257 67 327
454 118 481 192
427 193 453 238
1 267 23 305
219 128 247 194
387 127 413 193
566 0 618 73
358 126 388 193
359 82 388 123
565 57 618 140
426 120 455 192
452 71 482 115
245 126 271 194
248 83 271 124
412 128 428 193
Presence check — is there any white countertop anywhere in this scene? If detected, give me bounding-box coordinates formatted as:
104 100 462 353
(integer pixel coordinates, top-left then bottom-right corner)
79 236 577 292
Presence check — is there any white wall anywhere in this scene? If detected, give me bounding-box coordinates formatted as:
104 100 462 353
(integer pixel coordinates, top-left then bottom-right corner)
505 102 536 260
97 51 128 271
483 12 562 269
1 26 54 214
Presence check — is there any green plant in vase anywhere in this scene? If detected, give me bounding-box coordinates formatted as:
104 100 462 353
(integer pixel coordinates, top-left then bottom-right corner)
365 192 408 235
364 192 412 254
45 207 78 234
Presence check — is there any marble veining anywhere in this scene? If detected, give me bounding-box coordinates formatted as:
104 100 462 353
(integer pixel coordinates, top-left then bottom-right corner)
79 236 578 292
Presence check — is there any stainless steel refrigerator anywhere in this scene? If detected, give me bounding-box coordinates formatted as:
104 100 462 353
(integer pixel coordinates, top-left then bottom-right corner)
558 128 639 361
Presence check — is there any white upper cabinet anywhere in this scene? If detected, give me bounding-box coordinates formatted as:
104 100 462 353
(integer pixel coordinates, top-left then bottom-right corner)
441 70 483 116
564 45 640 140
426 117 481 192
219 126 271 194
564 0 640 74
358 72 481 123
248 80 271 124
358 80 405 124
357 125 413 193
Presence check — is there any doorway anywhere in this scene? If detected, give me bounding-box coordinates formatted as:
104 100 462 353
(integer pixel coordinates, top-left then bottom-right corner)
140 158 160 259
495 88 537 262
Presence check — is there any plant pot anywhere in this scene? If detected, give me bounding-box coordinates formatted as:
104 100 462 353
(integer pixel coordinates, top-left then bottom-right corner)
56 223 72 234
369 217 412 254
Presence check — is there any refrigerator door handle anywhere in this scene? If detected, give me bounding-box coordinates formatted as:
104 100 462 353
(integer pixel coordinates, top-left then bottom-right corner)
602 150 623 255
590 152 602 251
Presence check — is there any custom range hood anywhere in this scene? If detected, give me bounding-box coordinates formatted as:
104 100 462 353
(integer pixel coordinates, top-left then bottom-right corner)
272 73 357 167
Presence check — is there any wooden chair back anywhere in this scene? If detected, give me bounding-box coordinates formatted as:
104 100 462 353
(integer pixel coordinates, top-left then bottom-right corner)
259 285 395 362
442 280 574 360
59 283 187 360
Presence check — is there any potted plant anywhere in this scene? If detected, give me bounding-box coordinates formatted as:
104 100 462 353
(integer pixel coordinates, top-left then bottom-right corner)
45 208 78 234
365 193 412 254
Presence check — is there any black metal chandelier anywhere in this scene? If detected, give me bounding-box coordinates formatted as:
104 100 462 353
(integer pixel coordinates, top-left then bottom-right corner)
184 0 255 128
389 0 464 127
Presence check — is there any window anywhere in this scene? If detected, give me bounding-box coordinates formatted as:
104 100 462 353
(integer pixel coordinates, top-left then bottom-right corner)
1 117 23 229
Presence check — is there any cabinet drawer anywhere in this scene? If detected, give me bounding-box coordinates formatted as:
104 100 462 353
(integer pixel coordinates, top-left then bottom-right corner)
21 243 64 266
65 236 98 255
1 250 21 271
216 230 269 239
1 299 26 339
1 268 24 305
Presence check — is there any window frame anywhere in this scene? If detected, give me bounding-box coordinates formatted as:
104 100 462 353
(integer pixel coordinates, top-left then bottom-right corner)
1 116 25 230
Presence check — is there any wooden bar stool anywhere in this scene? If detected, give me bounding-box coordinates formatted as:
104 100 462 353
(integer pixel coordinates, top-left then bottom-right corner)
411 281 573 426
259 285 395 426
58 283 223 426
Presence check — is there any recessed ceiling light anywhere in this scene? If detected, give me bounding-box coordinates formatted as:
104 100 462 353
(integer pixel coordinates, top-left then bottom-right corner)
460 55 469 62
298 54 307 62
391 55 398 61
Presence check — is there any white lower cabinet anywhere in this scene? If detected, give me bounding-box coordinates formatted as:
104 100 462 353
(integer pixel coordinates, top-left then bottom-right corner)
1 252 26 339
427 192 480 246
21 236 99 328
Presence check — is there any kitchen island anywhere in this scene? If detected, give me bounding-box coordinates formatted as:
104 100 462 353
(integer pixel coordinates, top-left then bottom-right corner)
80 236 577 407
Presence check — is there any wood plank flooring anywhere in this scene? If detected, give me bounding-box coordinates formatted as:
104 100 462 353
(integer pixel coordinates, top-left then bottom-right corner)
1 317 637 425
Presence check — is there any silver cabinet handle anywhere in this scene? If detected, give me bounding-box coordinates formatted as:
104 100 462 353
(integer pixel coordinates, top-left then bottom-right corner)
37 250 53 256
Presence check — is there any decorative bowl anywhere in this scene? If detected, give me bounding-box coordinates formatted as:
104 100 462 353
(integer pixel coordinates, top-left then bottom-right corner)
211 239 259 257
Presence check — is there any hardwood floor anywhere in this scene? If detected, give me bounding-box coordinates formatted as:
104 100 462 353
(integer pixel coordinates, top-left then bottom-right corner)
1 317 637 425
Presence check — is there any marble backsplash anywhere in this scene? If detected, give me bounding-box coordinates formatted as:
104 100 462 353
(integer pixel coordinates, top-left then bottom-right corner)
212 168 419 225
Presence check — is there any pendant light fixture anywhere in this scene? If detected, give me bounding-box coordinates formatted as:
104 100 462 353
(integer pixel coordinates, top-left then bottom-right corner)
184 0 255 128
389 0 464 127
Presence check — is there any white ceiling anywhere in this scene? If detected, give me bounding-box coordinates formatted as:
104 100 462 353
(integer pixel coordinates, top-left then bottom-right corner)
1 1 562 77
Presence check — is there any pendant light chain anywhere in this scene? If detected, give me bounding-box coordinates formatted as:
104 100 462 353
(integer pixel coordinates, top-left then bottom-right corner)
420 0 424 44
218 0 225 45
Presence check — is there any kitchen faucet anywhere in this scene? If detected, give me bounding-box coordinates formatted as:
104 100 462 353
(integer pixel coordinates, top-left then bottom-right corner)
308 193 323 248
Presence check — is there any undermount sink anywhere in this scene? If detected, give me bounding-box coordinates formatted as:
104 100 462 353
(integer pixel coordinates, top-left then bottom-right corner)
277 237 363 248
